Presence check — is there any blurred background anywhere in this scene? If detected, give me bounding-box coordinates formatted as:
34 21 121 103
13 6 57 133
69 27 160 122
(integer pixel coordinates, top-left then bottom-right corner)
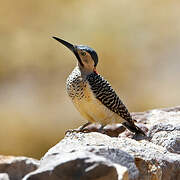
0 0 180 159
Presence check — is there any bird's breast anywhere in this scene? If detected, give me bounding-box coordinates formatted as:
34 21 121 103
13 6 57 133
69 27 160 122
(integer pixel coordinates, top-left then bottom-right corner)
66 69 126 124
66 67 87 100
67 76 120 124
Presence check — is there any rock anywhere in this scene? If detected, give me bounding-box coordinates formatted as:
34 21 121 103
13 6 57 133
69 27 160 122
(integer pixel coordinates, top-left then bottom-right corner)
0 173 9 180
24 132 136 180
150 130 180 154
1 106 180 180
78 123 126 137
23 106 180 180
23 150 130 180
23 130 180 180
0 156 39 180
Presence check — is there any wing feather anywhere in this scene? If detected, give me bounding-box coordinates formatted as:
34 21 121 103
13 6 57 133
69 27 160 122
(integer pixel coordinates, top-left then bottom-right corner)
87 72 133 123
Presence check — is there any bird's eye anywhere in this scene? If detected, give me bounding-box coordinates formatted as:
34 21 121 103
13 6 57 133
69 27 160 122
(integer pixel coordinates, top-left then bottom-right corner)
80 52 86 56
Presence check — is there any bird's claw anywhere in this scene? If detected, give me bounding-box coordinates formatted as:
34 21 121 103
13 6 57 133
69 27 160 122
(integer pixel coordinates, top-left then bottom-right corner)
65 128 89 135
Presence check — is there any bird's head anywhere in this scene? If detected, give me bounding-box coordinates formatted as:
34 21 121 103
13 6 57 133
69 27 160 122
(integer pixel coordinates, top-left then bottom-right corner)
53 37 98 74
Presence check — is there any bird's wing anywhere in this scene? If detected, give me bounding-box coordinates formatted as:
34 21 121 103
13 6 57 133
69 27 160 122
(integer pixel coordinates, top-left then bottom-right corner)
87 72 133 123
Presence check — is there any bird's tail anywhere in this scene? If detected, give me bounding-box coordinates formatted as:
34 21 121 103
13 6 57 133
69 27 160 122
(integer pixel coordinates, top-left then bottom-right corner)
122 121 146 136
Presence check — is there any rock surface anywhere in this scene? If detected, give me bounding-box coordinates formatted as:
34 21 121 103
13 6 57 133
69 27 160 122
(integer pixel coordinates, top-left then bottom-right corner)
1 106 180 180
0 173 9 180
0 156 39 180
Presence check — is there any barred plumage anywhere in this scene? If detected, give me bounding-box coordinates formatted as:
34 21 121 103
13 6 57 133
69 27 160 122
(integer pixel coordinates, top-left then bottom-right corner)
87 72 133 124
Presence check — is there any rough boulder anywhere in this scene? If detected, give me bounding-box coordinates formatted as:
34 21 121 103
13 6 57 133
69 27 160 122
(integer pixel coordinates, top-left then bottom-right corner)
1 107 180 180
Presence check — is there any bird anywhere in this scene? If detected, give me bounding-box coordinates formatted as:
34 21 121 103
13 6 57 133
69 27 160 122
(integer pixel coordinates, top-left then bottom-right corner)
53 36 145 136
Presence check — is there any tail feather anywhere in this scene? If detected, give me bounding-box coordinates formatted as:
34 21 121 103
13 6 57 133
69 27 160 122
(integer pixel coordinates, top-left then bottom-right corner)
122 122 146 136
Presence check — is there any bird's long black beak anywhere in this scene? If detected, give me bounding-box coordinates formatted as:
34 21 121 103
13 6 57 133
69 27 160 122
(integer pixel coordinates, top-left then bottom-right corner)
52 36 75 52
52 36 84 66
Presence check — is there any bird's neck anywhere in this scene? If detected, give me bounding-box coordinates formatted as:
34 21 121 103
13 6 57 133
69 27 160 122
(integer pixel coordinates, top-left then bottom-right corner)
77 64 97 79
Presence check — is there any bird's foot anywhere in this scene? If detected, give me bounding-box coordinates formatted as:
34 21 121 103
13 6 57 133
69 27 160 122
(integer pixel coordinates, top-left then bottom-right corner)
98 125 106 134
65 122 92 135
65 128 89 135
